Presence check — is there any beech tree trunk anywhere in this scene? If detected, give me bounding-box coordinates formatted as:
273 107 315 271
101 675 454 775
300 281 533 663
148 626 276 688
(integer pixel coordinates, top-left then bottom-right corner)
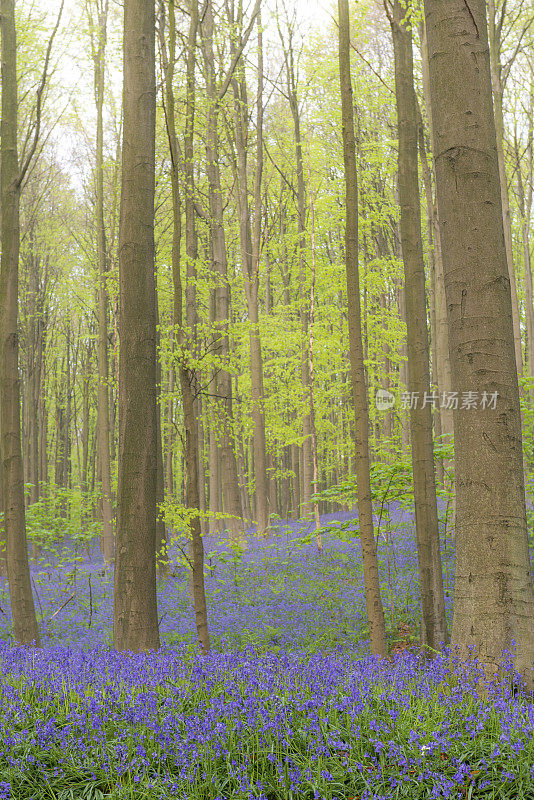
91 0 114 563
419 23 454 445
389 0 448 649
113 0 160 653
155 300 167 572
201 0 244 542
0 0 41 645
159 0 209 652
338 0 387 657
424 0 534 688
487 0 522 376
230 12 269 535
514 90 534 390
284 36 313 520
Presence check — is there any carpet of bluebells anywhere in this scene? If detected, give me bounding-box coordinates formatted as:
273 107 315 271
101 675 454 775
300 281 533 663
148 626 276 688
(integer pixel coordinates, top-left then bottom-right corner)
0 507 532 799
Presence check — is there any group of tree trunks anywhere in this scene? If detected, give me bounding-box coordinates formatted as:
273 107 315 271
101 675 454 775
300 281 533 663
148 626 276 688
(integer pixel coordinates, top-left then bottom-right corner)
0 0 533 689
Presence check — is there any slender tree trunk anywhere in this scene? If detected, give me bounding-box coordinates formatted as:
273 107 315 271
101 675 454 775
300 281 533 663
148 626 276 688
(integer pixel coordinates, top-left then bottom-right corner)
81 344 91 494
155 300 168 572
201 0 243 542
165 340 174 495
307 161 322 546
0 397 6 578
197 399 208 538
230 13 269 535
419 23 454 444
417 111 444 486
160 0 209 650
338 0 387 657
487 0 523 377
91 0 114 563
0 0 40 645
514 88 534 389
424 0 534 688
284 39 313 520
113 0 160 653
389 0 448 648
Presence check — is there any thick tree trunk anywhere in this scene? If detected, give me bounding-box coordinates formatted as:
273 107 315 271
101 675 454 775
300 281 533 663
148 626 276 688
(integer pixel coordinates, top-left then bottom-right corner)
424 0 534 688
389 0 448 649
338 0 387 657
0 0 41 645
113 0 160 653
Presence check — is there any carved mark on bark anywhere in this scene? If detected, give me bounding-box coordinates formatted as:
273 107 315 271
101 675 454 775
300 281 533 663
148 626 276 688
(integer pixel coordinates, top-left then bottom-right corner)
463 0 479 39
461 288 467 321
482 431 498 453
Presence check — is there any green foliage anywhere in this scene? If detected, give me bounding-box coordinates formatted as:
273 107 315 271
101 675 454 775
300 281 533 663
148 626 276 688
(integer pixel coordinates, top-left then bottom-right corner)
24 484 101 558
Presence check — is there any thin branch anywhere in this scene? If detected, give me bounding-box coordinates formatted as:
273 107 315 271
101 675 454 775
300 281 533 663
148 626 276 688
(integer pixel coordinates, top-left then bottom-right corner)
17 0 66 188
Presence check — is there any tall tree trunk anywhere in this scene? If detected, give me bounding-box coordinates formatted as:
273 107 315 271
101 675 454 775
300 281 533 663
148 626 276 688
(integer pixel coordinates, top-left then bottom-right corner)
81 344 91 494
113 0 160 653
424 0 534 688
0 0 40 645
419 23 454 444
160 0 209 651
417 111 444 486
307 163 322 545
514 85 534 389
487 0 523 377
91 0 114 563
0 397 6 578
201 0 243 542
338 0 387 657
389 0 448 649
197 399 208 538
39 385 47 492
230 12 269 535
165 340 174 495
155 300 168 572
284 35 313 520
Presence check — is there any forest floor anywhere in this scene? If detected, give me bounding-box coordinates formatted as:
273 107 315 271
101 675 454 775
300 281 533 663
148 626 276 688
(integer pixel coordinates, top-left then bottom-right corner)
0 508 532 799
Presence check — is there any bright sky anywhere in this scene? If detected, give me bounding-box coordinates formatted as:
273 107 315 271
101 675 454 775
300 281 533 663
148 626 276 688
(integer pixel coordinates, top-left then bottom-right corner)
36 0 335 186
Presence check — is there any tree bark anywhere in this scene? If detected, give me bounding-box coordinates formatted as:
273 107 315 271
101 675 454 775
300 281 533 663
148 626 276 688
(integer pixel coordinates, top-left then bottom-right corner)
338 0 387 657
424 0 534 688
284 35 313 520
159 0 209 651
113 0 160 652
0 0 41 645
90 0 114 563
487 0 523 377
201 0 244 542
514 86 534 389
230 11 269 535
389 0 449 649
